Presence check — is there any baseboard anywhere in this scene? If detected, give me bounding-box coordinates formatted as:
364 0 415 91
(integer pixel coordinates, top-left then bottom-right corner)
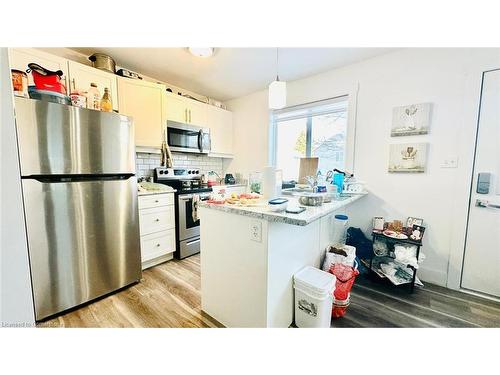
417 266 448 287
142 253 174 270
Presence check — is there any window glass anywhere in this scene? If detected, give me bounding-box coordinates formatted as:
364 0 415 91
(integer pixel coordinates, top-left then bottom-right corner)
272 97 348 181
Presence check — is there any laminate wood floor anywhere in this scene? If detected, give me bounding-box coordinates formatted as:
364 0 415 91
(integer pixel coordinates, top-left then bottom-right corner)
40 255 500 328
40 254 222 328
331 275 500 328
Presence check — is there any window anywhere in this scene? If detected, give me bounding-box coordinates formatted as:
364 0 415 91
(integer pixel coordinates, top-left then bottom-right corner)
271 96 349 181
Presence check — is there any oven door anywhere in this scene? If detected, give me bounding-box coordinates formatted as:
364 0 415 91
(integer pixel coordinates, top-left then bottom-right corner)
167 121 207 154
178 193 211 240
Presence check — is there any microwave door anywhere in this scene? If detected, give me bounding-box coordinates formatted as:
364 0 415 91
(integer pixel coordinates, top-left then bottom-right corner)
167 126 200 153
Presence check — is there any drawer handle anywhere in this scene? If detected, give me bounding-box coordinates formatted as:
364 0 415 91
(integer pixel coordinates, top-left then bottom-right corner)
155 218 160 222
155 200 159 203
156 243 161 247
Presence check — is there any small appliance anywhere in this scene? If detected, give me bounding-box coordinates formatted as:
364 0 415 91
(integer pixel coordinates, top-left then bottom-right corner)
224 173 236 185
27 63 66 94
166 121 211 154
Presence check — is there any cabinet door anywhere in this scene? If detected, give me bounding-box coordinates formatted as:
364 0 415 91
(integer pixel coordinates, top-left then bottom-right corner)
68 61 119 111
118 78 166 148
165 93 188 123
186 99 207 126
208 105 234 156
8 48 69 94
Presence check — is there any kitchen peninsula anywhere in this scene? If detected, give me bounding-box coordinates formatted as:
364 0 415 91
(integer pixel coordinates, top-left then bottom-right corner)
199 194 366 327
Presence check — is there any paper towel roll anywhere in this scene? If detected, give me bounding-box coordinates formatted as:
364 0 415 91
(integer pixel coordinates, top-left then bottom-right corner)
262 166 282 199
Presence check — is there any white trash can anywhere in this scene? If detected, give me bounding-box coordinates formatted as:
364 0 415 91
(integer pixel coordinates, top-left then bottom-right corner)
293 266 336 328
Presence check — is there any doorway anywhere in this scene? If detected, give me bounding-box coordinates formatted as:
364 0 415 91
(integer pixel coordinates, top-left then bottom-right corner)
461 69 500 298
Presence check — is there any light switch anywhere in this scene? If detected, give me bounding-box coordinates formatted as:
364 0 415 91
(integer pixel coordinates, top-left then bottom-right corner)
250 221 262 242
441 157 458 168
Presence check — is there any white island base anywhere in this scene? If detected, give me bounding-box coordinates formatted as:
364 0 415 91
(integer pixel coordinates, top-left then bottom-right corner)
199 195 364 327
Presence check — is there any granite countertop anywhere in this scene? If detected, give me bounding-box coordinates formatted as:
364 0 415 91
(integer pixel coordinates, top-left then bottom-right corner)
138 189 176 196
199 194 366 226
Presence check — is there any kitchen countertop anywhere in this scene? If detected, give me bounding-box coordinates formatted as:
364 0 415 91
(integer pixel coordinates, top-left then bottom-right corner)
199 193 366 226
138 189 176 196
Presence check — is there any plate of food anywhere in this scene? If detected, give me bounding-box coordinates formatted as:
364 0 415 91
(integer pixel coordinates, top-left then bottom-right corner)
225 193 263 207
383 230 408 240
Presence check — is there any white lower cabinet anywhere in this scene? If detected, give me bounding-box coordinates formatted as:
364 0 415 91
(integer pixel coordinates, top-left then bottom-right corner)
138 192 176 269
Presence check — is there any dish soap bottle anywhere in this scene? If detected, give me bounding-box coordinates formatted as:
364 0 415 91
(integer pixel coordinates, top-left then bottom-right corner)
100 87 113 112
87 83 101 110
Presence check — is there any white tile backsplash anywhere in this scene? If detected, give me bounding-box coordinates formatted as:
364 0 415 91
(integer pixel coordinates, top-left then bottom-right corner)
136 152 224 179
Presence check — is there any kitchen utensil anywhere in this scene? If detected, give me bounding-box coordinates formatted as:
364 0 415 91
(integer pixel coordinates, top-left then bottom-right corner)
29 87 71 105
11 69 28 97
88 53 116 73
27 63 66 94
383 230 408 240
296 192 324 206
116 68 142 80
268 198 288 212
298 157 319 184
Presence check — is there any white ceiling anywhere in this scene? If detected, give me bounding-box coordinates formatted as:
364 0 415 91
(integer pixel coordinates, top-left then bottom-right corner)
71 48 396 101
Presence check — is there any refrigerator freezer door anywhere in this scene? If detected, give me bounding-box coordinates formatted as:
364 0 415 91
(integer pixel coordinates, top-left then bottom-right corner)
14 97 136 176
22 177 141 320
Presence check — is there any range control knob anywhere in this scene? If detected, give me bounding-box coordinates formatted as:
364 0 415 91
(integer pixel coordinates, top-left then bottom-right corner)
195 170 200 175
159 170 164 174
188 170 192 174
165 170 169 174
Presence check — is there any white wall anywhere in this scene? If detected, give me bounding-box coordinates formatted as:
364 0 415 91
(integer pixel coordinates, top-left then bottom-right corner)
224 90 270 177
225 48 500 287
0 48 35 326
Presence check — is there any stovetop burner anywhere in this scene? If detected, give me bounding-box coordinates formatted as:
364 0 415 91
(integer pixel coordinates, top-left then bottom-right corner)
154 167 212 195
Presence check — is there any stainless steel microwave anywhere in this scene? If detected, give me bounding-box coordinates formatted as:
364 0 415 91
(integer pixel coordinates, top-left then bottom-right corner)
166 121 211 154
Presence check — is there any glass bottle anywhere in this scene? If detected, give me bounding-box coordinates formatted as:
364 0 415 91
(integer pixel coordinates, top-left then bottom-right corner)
100 88 113 112
87 83 101 110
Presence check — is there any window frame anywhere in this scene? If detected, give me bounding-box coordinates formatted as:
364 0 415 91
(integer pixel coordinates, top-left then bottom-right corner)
269 87 358 177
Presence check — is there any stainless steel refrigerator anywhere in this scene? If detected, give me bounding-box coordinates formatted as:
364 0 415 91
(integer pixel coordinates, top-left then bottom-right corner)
14 97 141 321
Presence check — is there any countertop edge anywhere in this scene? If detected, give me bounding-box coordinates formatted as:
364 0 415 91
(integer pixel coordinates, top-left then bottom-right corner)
199 194 366 226
138 190 176 196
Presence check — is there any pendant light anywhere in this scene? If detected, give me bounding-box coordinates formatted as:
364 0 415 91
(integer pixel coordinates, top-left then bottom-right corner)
268 48 286 109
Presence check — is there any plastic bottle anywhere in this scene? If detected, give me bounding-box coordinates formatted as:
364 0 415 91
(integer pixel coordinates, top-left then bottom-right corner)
86 83 101 110
331 214 349 246
100 87 112 112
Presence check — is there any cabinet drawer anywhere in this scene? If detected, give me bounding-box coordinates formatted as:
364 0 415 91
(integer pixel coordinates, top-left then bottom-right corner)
140 229 175 263
139 206 175 235
138 193 174 209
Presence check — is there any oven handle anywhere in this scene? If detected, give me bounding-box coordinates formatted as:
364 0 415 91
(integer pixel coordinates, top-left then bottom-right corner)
179 194 211 201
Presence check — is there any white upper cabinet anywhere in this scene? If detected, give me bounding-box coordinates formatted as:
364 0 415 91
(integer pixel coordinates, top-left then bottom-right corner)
165 92 207 127
8 48 69 93
67 61 119 111
165 93 188 123
185 98 207 127
207 105 234 157
117 77 166 148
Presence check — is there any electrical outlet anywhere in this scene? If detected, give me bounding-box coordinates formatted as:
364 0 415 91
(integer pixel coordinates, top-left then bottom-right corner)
250 221 262 242
441 157 458 168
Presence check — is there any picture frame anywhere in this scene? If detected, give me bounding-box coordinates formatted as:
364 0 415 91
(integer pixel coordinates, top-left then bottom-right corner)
406 217 423 228
388 142 428 173
410 224 426 241
391 103 432 136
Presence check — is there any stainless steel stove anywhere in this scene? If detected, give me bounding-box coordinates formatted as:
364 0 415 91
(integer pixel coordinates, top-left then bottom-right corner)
154 167 212 259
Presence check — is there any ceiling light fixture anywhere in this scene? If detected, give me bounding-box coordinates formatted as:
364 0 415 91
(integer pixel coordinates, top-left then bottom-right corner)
188 47 214 58
268 48 286 109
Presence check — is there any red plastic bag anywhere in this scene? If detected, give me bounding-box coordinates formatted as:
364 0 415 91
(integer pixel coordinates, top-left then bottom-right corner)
329 262 359 301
